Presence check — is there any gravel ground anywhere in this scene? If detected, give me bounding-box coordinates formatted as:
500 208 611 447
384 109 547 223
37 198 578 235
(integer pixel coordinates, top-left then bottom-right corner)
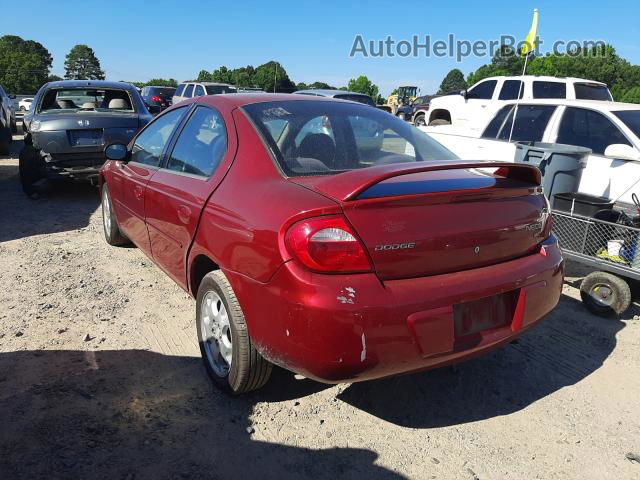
1 133 639 480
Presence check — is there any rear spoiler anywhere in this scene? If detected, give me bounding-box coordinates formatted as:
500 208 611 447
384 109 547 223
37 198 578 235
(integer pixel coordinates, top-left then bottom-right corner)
293 161 541 202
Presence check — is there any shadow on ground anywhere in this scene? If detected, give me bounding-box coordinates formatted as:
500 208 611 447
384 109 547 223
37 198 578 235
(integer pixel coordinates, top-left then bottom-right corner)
0 139 99 243
338 293 625 428
0 349 402 479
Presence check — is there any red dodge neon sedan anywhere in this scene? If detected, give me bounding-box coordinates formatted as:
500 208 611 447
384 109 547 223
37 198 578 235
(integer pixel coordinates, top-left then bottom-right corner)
100 93 563 394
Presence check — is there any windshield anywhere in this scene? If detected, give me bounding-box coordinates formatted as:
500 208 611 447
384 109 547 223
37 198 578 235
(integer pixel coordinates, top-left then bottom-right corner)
39 88 134 113
613 110 640 139
574 83 612 101
205 85 237 95
334 94 375 107
242 100 457 177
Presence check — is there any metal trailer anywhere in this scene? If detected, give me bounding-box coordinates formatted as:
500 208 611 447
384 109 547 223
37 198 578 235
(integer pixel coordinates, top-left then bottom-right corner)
552 209 640 316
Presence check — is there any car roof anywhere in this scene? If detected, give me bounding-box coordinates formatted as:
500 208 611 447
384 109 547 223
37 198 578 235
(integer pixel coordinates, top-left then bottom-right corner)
294 89 370 98
478 75 608 86
181 82 235 87
44 80 137 90
175 93 362 110
502 98 640 112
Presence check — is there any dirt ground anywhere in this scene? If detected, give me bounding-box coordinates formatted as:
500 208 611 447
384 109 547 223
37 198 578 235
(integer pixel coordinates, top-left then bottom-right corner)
1 132 639 480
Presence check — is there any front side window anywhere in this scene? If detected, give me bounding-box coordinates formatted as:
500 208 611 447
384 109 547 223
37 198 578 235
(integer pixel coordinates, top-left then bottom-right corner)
482 104 556 142
466 80 497 100
131 107 186 166
184 84 194 98
242 100 456 177
166 106 227 177
498 80 524 100
557 107 630 155
533 81 567 99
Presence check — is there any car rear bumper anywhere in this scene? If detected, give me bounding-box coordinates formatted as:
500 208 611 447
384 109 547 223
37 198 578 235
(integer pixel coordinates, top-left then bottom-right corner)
228 235 564 384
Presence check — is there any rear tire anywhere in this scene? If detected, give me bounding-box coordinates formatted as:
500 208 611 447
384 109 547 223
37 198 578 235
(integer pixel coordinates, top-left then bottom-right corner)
0 127 11 155
197 270 272 394
429 118 451 126
580 271 631 317
101 183 129 246
18 145 42 197
413 113 426 127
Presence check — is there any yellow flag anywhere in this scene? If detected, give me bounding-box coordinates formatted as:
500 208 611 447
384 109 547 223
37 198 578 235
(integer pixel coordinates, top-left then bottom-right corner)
521 8 539 56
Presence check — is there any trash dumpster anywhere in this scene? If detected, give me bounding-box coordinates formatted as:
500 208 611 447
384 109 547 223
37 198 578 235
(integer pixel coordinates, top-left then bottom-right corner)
515 142 591 208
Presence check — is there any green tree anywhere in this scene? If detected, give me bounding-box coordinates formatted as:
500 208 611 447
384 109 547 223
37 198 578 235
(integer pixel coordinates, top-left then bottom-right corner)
197 70 213 82
46 74 63 83
620 86 640 104
252 61 295 92
437 68 467 94
0 35 53 93
64 44 105 80
347 75 379 100
145 78 178 87
211 66 233 84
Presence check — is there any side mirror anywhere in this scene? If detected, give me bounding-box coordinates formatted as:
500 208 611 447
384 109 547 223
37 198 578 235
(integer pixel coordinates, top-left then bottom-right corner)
147 104 161 115
604 143 640 161
105 143 129 162
461 89 468 100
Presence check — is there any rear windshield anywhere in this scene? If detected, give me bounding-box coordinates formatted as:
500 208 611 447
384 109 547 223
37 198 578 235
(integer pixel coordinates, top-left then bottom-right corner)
205 85 237 95
38 88 134 113
148 87 176 96
613 110 640 138
334 94 376 107
242 100 457 177
574 83 612 101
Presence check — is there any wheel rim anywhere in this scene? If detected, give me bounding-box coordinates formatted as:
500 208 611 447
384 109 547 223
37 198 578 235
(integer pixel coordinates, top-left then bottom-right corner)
200 291 232 377
102 189 112 234
416 116 426 126
589 283 615 307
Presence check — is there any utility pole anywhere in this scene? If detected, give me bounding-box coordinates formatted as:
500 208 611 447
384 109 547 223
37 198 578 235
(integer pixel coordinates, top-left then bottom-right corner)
273 62 278 93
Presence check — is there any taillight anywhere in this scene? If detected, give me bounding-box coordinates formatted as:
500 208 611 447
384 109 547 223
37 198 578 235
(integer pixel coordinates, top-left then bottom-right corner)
285 215 372 273
151 96 162 102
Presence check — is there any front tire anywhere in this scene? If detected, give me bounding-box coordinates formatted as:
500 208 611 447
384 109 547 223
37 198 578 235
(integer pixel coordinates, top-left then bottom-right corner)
101 183 129 246
580 271 631 317
413 113 426 127
18 145 42 196
197 270 272 394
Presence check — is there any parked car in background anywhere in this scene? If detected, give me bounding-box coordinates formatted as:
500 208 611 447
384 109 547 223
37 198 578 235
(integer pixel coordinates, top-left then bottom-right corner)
172 82 237 104
294 89 376 107
394 95 435 125
19 97 33 112
422 98 640 206
0 84 17 154
141 86 175 112
19 80 152 196
100 93 563 394
237 87 265 93
427 75 612 132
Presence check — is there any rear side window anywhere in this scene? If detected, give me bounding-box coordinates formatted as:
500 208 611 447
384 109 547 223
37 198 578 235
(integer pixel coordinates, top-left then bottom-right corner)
467 80 497 100
175 84 185 96
498 80 524 100
166 106 227 177
131 107 186 166
533 81 566 99
557 107 630 155
184 84 194 98
574 83 612 101
482 105 556 142
194 85 205 97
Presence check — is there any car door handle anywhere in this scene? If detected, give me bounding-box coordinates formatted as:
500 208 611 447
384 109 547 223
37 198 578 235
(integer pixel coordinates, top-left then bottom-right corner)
177 205 191 224
134 185 144 200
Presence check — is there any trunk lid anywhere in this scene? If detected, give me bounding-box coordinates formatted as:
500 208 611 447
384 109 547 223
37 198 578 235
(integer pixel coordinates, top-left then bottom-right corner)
290 161 547 280
37 112 140 131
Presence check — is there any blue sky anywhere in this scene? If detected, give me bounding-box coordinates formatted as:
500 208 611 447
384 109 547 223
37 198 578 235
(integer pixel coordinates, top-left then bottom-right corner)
6 0 640 95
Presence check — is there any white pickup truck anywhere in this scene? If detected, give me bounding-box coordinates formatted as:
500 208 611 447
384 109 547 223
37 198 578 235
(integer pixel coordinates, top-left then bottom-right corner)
427 75 612 134
421 98 640 205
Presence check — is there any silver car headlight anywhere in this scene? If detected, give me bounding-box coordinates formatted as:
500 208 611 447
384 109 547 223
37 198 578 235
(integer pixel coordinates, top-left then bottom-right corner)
30 120 41 132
